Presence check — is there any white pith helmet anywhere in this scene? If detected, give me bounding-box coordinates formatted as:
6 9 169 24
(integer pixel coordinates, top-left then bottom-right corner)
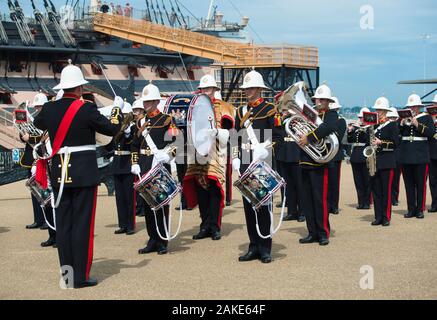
240 70 269 90
53 60 89 90
140 83 162 102
32 93 48 107
198 74 220 89
406 93 423 107
373 97 391 111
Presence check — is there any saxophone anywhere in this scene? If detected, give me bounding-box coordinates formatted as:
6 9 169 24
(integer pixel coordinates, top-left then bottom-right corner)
363 125 377 177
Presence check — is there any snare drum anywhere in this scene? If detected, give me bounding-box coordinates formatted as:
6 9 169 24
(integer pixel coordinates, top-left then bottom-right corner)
233 161 285 210
26 174 52 207
134 163 181 211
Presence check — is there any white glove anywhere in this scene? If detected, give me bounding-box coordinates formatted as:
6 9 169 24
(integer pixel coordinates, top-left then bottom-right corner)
232 158 241 172
124 125 132 137
113 96 124 109
216 129 230 146
142 129 149 138
155 151 171 164
131 164 141 176
31 165 36 175
253 145 269 162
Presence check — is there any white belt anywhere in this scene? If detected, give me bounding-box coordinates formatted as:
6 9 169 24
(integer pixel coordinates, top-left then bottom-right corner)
140 149 153 156
242 143 254 151
402 137 427 142
115 150 131 156
57 145 96 154
352 143 366 147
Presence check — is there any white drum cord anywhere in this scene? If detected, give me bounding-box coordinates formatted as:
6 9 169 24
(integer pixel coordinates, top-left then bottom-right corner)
254 186 286 240
153 201 183 241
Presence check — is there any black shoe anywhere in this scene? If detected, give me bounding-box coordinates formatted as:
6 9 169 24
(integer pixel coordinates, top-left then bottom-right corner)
40 223 49 230
114 228 127 234
299 235 318 244
74 278 98 289
382 220 390 227
52 243 58 248
260 253 272 264
157 245 168 255
297 216 306 223
186 207 193 211
193 229 211 240
330 209 339 215
392 201 399 206
136 212 145 217
126 230 135 235
238 251 260 262
138 243 156 254
211 231 221 241
362 205 371 210
41 238 56 247
26 223 42 229
226 201 231 207
416 212 425 219
428 208 437 213
404 212 416 219
282 214 297 221
371 220 382 226
356 205 364 210
175 205 186 210
319 238 330 246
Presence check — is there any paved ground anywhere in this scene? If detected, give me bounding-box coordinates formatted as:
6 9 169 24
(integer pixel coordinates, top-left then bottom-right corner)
0 165 436 300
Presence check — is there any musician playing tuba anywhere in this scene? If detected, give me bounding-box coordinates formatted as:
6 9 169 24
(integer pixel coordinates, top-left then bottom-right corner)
183 75 234 242
297 83 338 246
366 97 399 227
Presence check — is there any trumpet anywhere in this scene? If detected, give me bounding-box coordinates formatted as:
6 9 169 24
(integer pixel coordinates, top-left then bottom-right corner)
13 102 43 140
278 82 339 164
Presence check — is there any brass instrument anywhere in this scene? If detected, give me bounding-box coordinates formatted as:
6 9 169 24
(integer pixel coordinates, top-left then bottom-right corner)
13 101 43 140
114 112 134 142
278 81 339 164
363 125 377 177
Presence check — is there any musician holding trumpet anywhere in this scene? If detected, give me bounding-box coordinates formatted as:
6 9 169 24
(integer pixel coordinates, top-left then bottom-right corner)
399 94 435 219
18 94 48 231
428 95 437 213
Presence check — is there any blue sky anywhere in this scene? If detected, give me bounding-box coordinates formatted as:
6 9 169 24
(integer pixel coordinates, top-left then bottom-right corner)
15 0 437 108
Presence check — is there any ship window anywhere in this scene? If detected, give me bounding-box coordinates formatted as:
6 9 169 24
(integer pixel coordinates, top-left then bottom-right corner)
8 61 23 73
91 63 103 75
187 70 195 81
0 93 12 104
128 66 139 77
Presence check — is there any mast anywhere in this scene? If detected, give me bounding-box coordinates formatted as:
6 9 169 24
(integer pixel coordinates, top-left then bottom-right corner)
206 0 215 27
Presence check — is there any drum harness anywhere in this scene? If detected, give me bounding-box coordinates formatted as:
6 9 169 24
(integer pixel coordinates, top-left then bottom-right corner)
240 106 286 239
139 122 183 241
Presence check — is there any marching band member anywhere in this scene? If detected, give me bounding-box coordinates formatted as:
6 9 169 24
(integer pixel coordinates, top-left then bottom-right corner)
427 95 437 213
131 84 175 255
183 75 234 241
399 94 435 219
132 99 146 217
19 95 47 230
233 70 282 263
112 99 137 235
366 97 399 226
327 97 347 215
298 83 337 246
34 61 123 288
387 107 401 206
276 99 305 222
348 107 371 209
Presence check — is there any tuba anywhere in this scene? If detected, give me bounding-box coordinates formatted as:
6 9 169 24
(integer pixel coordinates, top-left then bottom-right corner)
278 81 339 164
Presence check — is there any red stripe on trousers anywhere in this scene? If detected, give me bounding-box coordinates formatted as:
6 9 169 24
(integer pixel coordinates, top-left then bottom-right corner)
323 167 330 238
386 169 394 221
86 187 98 281
337 161 342 204
133 176 137 229
422 165 429 212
